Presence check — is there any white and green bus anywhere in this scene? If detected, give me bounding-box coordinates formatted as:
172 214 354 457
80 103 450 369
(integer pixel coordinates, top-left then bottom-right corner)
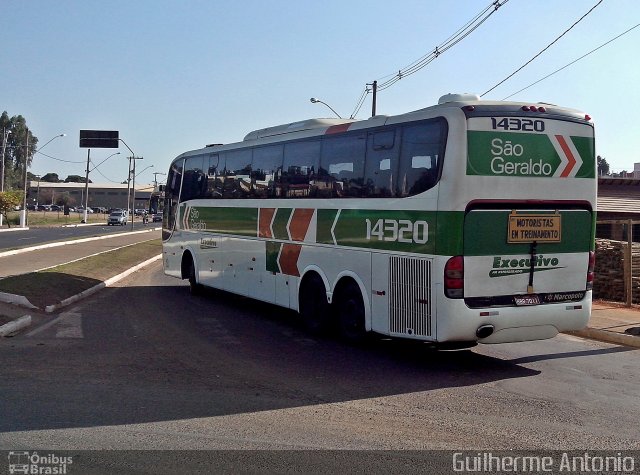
162 93 596 347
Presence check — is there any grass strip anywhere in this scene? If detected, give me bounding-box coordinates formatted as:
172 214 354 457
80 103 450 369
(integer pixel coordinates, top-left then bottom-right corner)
0 239 162 309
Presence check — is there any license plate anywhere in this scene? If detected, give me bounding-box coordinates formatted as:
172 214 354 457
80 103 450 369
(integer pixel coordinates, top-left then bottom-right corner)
508 212 561 243
514 295 540 306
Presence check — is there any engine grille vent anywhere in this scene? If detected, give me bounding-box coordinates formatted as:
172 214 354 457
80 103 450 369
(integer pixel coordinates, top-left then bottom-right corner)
389 256 432 337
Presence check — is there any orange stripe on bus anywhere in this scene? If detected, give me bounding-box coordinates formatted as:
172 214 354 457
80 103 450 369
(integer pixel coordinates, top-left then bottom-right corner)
289 208 314 241
259 208 276 238
279 244 302 276
325 123 351 135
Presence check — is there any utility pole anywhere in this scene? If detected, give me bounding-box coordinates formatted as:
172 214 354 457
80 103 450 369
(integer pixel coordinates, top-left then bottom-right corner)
370 80 378 117
152 171 165 190
0 128 10 227
127 155 143 230
20 129 29 227
82 148 91 223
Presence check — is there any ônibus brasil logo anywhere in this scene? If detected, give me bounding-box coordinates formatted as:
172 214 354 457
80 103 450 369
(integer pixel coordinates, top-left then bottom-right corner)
489 255 563 278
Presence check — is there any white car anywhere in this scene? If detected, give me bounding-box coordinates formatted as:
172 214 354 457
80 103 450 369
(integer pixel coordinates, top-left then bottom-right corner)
107 211 128 226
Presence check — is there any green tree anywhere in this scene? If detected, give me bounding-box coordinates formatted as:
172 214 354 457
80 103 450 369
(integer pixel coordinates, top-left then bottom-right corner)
0 190 23 228
597 155 610 176
64 175 91 183
0 112 38 190
41 173 61 182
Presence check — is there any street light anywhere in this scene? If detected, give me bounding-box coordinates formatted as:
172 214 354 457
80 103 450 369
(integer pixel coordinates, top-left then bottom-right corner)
21 130 66 227
310 97 342 119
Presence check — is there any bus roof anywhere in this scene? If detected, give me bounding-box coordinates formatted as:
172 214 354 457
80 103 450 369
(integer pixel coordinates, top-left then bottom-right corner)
181 93 591 160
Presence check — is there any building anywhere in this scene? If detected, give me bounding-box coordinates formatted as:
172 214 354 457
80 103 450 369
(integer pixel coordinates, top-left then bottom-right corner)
596 176 640 241
27 181 156 211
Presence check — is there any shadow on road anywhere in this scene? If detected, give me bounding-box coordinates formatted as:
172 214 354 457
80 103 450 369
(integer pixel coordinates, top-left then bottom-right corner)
0 282 542 433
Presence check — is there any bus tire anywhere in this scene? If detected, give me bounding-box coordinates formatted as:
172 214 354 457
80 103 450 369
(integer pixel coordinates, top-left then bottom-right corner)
299 274 331 335
187 258 202 296
336 281 367 343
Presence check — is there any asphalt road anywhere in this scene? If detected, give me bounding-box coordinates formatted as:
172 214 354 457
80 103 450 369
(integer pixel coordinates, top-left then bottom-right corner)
1 262 638 469
0 222 159 252
0 228 161 278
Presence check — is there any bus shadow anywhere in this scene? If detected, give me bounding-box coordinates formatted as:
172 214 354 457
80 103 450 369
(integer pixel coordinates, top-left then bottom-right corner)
0 283 542 434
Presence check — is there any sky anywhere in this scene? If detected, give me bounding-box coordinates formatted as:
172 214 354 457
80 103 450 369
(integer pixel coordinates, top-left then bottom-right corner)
2 0 639 186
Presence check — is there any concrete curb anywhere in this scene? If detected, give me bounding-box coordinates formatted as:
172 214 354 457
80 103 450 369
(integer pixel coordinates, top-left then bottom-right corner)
0 315 32 336
0 227 30 233
565 328 640 349
44 254 163 313
0 291 38 309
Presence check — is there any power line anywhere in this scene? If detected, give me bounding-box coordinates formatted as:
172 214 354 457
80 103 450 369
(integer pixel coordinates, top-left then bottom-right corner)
350 0 510 118
502 23 640 100
481 0 603 97
35 150 84 164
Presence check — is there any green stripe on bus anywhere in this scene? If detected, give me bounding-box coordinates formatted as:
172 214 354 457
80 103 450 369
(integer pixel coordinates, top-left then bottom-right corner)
435 211 464 256
317 209 438 254
463 210 593 256
317 209 339 244
572 136 596 178
266 241 281 273
190 207 257 237
272 208 292 240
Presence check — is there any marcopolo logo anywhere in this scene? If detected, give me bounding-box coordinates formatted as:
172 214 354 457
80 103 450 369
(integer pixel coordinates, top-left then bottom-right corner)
490 255 563 278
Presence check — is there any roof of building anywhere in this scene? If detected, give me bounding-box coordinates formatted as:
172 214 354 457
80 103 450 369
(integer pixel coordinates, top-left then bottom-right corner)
598 177 640 219
28 181 155 191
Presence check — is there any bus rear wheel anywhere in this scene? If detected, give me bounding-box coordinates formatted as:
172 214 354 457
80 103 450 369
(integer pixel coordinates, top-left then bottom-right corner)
299 274 331 335
336 281 367 343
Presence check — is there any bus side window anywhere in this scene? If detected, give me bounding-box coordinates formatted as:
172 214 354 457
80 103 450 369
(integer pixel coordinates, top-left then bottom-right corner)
181 155 206 202
398 118 446 197
282 141 320 198
164 160 183 235
365 130 398 197
252 145 283 198
319 134 366 197
204 154 220 198
224 149 252 198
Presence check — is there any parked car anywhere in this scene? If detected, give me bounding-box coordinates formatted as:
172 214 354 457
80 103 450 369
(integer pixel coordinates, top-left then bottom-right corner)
107 210 128 226
152 213 162 222
37 204 51 211
50 205 62 211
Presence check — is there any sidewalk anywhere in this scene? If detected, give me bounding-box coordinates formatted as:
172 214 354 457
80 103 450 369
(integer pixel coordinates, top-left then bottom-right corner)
568 301 640 348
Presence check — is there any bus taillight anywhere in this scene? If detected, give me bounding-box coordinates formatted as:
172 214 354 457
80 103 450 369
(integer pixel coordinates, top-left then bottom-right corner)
587 251 595 290
445 256 464 299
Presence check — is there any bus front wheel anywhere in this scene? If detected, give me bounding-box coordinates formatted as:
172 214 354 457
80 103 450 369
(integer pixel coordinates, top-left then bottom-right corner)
187 259 202 296
299 274 331 335
336 281 367 343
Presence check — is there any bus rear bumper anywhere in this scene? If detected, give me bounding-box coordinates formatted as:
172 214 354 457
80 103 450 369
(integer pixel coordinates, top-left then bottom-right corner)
478 324 559 344
437 292 592 344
